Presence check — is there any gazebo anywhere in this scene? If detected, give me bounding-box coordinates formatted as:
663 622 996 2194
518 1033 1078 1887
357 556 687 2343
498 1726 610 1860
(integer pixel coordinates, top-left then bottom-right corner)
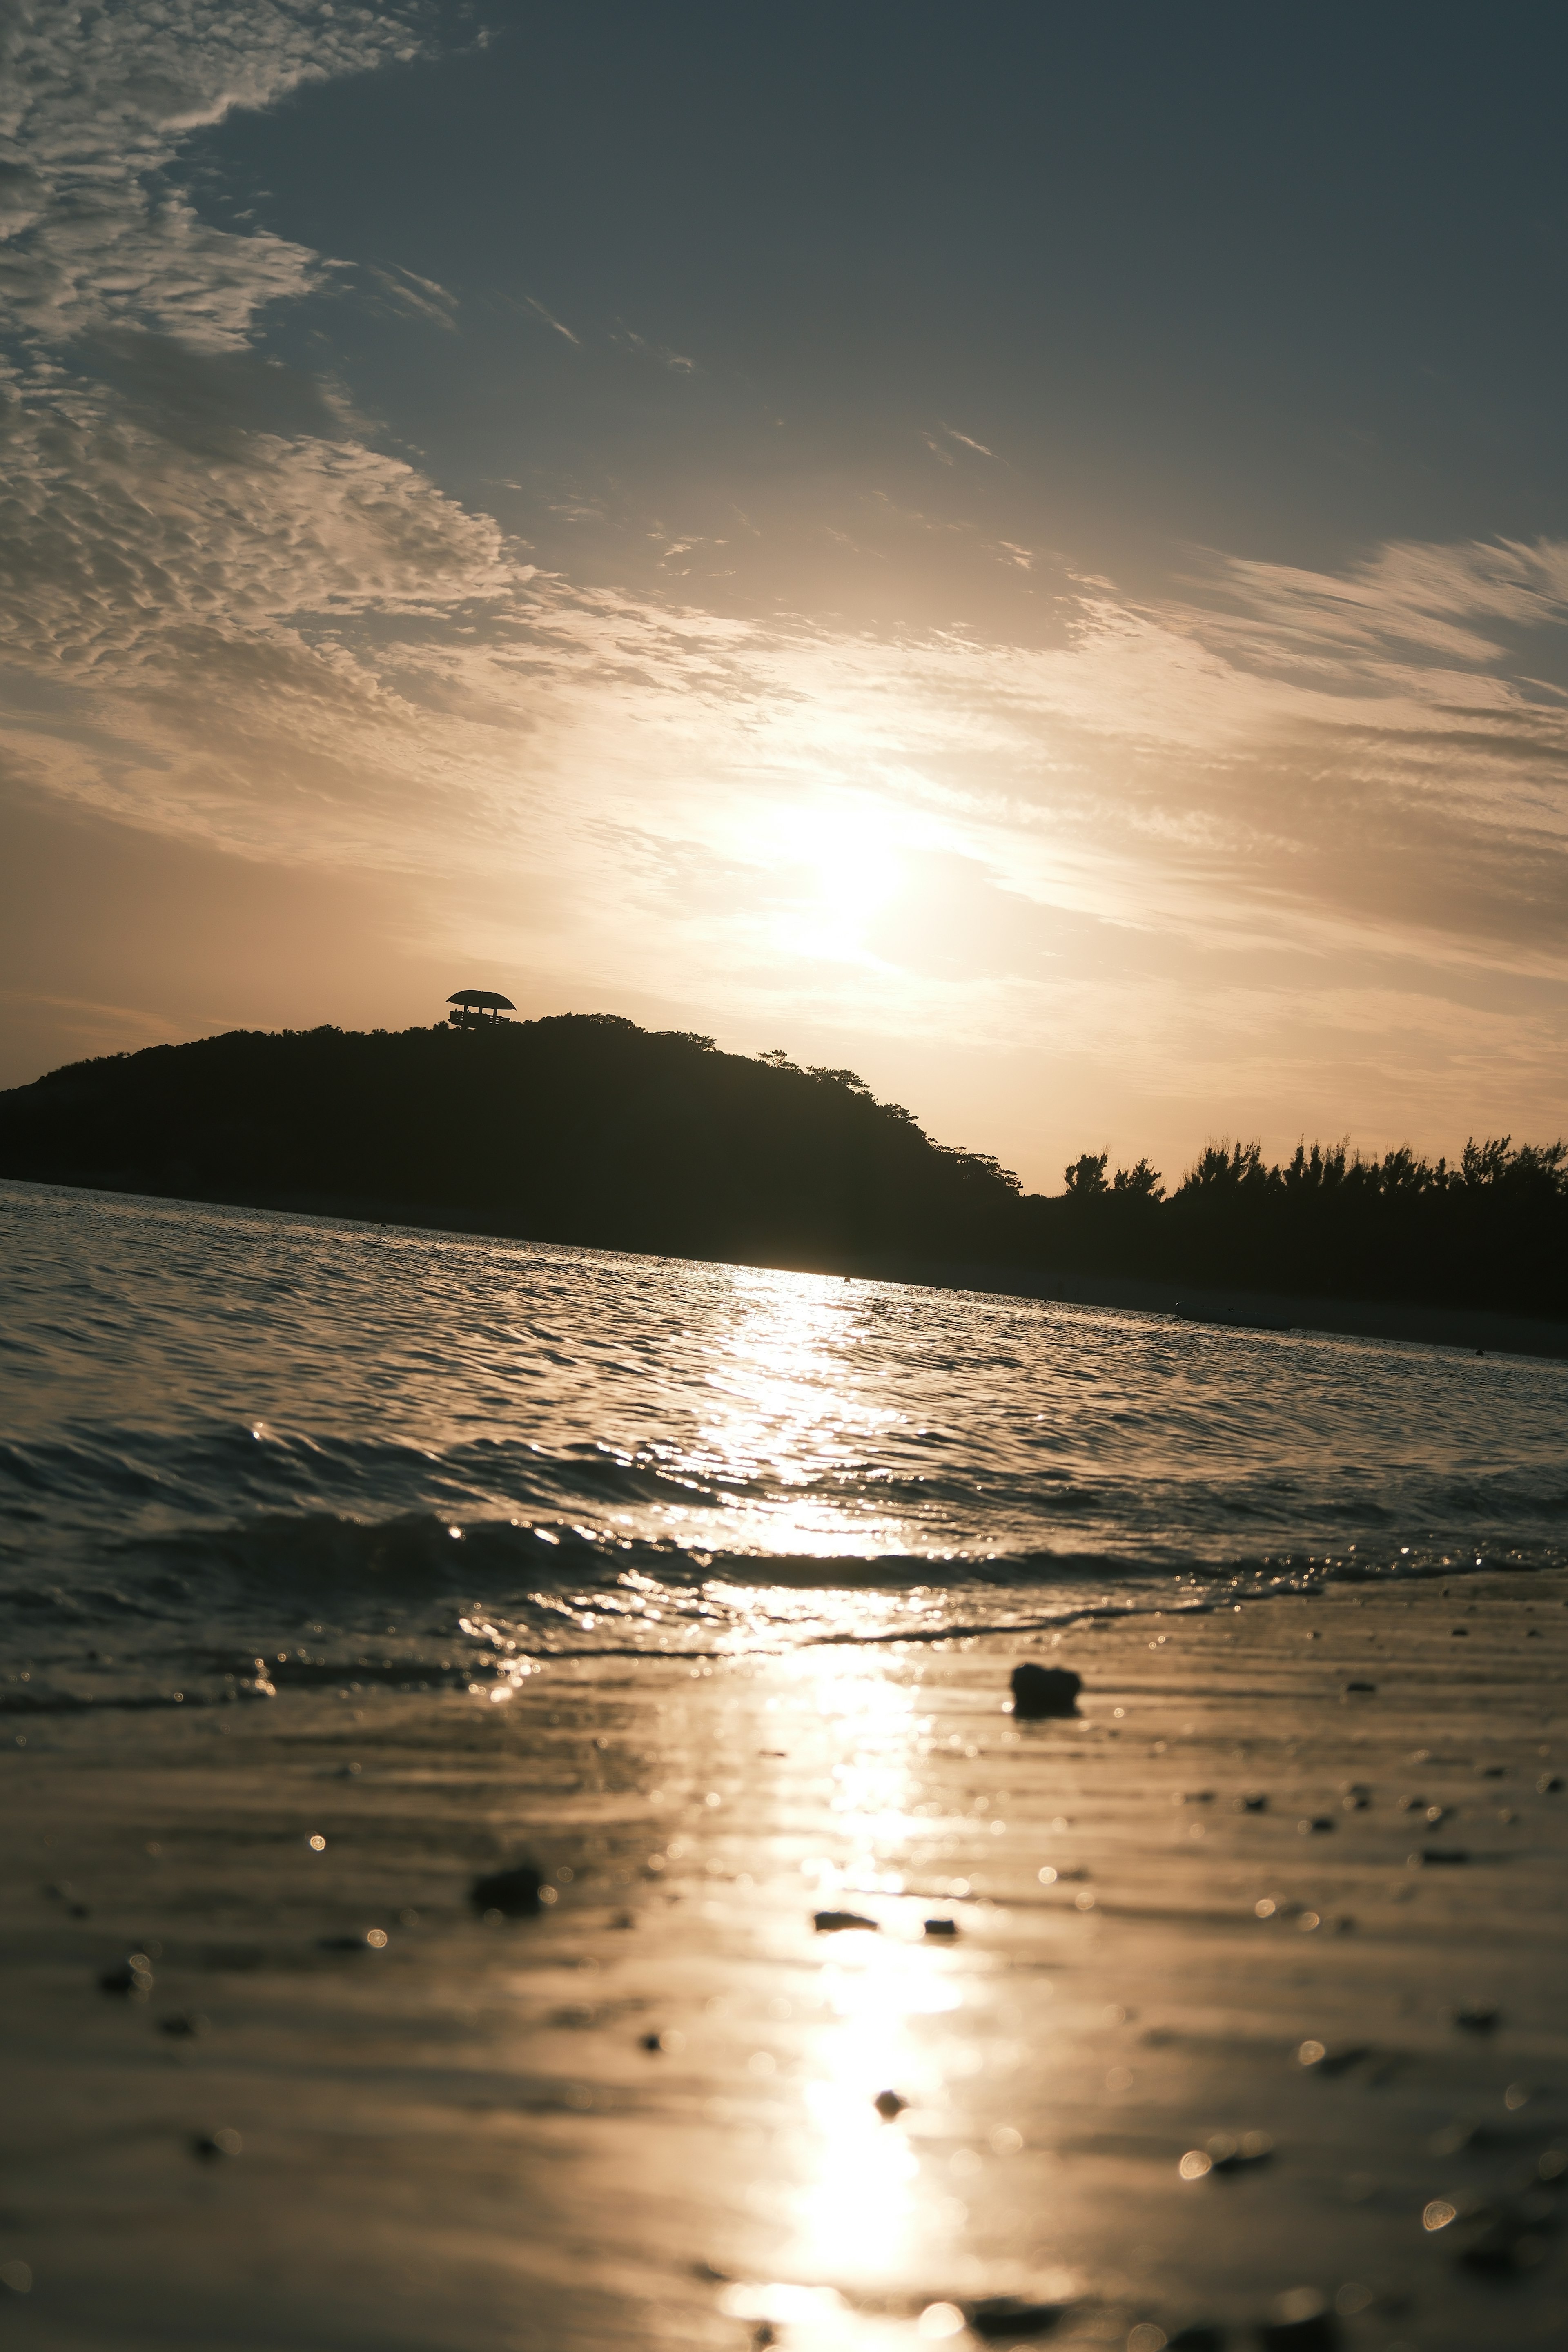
445 989 516 1030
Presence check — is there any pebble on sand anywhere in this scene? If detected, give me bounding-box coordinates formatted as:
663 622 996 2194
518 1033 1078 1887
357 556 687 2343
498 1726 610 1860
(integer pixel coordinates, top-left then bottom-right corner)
813 1909 878 1933
470 1862 544 1916
99 1955 153 1996
1009 1662 1082 1719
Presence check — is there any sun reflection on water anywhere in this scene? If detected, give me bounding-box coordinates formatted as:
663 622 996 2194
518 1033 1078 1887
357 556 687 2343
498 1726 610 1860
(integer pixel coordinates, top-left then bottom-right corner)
675 1268 908 1556
782 1657 967 2291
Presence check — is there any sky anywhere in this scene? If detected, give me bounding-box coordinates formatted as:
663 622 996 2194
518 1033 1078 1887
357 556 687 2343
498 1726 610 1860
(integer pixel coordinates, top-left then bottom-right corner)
2 0 1567 1192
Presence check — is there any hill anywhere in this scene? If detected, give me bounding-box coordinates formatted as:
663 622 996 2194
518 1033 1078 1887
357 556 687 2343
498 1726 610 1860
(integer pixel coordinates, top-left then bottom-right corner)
0 1016 1020 1267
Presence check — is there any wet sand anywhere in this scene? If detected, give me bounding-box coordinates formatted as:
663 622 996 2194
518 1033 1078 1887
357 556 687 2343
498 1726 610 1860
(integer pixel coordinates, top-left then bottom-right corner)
6 1570 1568 2351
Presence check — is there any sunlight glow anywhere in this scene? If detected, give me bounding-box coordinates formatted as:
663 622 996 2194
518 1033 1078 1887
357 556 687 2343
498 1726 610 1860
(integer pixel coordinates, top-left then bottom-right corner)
756 796 908 964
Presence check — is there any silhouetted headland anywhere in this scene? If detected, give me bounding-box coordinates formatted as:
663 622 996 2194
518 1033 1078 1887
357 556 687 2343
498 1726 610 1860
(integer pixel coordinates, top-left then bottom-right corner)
2 1013 1565 1341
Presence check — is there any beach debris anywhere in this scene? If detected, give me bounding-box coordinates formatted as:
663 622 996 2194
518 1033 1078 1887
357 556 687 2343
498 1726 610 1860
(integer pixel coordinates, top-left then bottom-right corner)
873 2089 907 2119
158 2011 208 2038
470 1861 543 1916
192 2127 242 2160
1009 1662 1081 1720
1257 2285 1337 2348
99 1953 154 1997
923 1917 958 1937
963 2293 1070 2337
1452 1999 1499 2033
813 1909 878 1933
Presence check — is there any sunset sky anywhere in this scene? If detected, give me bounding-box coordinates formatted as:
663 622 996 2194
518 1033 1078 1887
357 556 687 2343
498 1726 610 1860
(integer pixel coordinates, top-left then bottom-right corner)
2 1 1566 1190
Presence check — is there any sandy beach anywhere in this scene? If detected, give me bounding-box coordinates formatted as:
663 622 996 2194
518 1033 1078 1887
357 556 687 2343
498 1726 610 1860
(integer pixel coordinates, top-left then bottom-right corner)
6 1568 1567 2352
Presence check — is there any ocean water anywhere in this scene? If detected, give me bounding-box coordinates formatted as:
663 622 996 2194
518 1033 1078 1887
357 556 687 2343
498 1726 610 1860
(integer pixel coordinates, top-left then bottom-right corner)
3 1179 1566 1716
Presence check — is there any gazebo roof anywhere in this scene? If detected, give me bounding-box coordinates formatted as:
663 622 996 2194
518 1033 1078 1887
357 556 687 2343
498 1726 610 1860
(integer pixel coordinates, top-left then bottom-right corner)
446 989 517 1010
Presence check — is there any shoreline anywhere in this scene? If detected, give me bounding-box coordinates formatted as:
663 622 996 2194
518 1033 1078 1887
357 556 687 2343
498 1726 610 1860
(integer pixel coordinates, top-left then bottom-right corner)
6 1567 1568 2348
8 1172 1568 1363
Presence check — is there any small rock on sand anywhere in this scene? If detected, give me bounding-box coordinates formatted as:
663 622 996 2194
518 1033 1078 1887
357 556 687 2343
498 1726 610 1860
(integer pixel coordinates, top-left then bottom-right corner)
1009 1663 1082 1719
99 1955 153 1996
470 1862 543 1916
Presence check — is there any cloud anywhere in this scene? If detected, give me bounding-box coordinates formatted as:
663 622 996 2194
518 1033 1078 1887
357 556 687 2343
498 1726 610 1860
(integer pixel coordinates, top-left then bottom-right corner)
940 422 998 459
0 0 432 349
616 325 696 372
366 264 458 329
523 294 579 345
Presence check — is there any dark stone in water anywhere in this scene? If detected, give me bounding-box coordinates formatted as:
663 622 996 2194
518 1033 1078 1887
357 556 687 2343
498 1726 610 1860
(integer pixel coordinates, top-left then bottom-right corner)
99 1955 153 1996
965 2296 1068 2338
873 2089 907 2118
1010 1663 1081 1719
470 1862 543 1916
923 1917 958 1937
813 1909 878 1933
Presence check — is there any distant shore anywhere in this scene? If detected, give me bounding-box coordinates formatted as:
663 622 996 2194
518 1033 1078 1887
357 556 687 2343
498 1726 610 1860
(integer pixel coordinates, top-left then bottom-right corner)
7 1565 1567 2348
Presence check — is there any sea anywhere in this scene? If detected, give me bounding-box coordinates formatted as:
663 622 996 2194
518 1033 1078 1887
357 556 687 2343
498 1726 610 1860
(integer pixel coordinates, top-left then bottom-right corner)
3 1179 1566 1719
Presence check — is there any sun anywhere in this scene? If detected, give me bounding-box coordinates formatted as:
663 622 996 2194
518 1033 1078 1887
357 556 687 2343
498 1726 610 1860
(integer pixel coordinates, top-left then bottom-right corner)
762 797 906 964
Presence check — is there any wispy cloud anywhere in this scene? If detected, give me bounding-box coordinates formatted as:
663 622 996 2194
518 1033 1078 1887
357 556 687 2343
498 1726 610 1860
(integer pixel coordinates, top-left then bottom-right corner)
523 294 579 345
367 264 458 329
616 325 697 372
940 422 998 459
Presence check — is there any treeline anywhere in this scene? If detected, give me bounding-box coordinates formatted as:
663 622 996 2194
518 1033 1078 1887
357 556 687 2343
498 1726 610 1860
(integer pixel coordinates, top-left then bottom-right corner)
1026 1134 1568 1314
1 1015 1564 1317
